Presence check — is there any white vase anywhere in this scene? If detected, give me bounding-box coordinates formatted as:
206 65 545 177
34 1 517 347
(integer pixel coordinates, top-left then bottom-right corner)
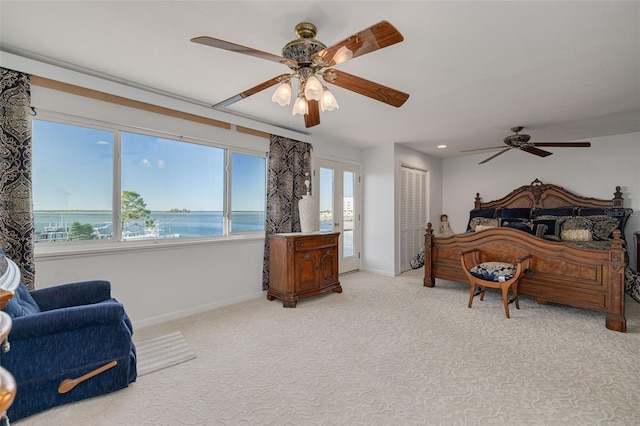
299 195 316 233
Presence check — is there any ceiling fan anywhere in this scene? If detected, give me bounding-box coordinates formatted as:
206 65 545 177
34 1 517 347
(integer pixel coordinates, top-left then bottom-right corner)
462 126 591 164
191 21 410 128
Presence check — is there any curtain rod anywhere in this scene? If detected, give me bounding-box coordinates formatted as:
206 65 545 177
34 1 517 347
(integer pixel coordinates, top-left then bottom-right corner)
29 75 270 140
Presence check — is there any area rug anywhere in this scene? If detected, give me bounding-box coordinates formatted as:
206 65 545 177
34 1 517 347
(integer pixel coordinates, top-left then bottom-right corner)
135 331 197 376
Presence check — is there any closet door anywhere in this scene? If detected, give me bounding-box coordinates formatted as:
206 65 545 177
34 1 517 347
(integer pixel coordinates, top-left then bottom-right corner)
400 167 427 272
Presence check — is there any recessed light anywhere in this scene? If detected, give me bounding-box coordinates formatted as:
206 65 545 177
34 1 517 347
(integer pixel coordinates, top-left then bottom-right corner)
437 144 447 149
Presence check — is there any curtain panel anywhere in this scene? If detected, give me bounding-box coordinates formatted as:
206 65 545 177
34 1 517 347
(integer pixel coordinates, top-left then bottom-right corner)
262 135 311 290
0 68 35 289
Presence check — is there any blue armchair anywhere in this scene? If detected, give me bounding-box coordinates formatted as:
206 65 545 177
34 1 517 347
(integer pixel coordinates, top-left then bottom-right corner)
0 256 137 421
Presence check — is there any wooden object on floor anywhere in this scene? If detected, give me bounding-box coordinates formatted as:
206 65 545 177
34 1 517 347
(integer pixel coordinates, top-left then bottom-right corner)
461 250 531 318
268 232 342 307
57 360 118 394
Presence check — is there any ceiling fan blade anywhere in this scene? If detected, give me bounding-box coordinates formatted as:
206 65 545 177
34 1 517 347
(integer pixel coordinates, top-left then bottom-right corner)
532 142 591 147
191 36 298 68
323 69 409 107
212 74 290 109
305 100 320 128
312 21 404 67
479 148 511 164
460 146 506 153
521 146 553 157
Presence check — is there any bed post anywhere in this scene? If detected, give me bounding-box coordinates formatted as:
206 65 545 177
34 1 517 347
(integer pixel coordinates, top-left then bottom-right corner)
606 229 626 332
612 186 624 209
424 223 435 287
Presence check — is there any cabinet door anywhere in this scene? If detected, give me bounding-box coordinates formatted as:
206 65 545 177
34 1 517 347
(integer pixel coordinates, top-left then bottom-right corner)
295 250 319 290
319 246 338 285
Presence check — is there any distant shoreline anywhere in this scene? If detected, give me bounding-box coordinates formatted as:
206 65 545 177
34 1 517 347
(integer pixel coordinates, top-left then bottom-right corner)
34 210 263 213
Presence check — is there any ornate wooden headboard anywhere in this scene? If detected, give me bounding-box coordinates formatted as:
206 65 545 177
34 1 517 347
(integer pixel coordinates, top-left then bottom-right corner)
473 178 624 210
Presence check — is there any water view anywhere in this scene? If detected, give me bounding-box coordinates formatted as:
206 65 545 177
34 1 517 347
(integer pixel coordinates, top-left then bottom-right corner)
34 211 265 242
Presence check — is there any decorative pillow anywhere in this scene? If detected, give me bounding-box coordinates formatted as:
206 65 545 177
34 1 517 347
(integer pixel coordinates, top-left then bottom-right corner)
534 215 571 241
469 262 517 282
475 224 498 232
585 215 621 240
499 208 532 220
577 208 633 240
2 282 41 318
410 249 425 269
533 218 560 238
532 223 549 239
577 207 610 217
467 208 498 231
500 220 534 234
562 216 591 231
560 228 592 242
469 217 499 232
624 266 640 304
532 206 576 218
469 208 498 219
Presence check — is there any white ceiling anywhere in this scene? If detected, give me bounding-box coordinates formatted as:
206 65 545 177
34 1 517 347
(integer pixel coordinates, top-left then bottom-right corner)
1 1 639 158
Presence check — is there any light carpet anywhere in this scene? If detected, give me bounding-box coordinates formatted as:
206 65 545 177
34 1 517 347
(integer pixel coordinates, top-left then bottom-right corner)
17 268 640 425
135 331 197 376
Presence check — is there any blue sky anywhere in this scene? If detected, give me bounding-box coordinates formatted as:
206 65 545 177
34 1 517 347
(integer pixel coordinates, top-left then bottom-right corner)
32 120 265 211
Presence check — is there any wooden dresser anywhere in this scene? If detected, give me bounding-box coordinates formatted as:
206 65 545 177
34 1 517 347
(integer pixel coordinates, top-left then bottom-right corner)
268 232 342 307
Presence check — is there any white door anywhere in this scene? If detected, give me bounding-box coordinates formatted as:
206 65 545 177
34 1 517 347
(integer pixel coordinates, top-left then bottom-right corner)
400 166 427 272
314 159 360 273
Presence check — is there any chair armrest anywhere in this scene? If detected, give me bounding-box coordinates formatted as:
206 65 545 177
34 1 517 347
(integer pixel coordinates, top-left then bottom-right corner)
8 302 126 341
31 280 111 311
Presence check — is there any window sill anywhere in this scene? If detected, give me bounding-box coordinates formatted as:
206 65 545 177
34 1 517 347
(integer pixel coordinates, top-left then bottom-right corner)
34 234 266 260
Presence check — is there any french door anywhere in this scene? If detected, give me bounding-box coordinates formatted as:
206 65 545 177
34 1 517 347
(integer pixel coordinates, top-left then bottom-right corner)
314 159 360 273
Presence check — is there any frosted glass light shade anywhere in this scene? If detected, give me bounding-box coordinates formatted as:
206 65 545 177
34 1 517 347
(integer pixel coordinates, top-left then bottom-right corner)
292 95 308 116
320 88 339 112
303 75 323 101
271 82 292 106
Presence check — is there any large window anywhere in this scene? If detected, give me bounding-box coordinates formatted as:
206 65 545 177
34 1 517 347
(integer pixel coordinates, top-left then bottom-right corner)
32 118 266 244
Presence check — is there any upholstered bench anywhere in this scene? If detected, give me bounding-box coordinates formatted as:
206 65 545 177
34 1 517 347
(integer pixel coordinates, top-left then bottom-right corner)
460 249 532 318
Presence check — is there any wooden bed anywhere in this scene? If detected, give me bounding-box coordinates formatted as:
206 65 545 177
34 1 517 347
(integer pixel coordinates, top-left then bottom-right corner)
423 179 629 332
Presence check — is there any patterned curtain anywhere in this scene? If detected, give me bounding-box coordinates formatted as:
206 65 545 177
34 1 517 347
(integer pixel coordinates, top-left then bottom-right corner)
262 135 312 290
0 68 35 289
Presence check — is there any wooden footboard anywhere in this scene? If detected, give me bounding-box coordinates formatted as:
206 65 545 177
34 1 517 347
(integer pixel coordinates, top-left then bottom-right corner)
424 225 627 332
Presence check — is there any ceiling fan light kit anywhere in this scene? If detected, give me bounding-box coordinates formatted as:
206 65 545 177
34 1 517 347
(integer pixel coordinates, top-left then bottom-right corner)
271 80 292 106
191 20 409 128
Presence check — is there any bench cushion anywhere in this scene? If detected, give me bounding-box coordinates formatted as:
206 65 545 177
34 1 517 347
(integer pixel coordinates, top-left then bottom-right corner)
470 262 517 282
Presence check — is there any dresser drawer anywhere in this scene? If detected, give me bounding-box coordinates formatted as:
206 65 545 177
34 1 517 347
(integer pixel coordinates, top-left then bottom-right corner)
295 235 336 250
